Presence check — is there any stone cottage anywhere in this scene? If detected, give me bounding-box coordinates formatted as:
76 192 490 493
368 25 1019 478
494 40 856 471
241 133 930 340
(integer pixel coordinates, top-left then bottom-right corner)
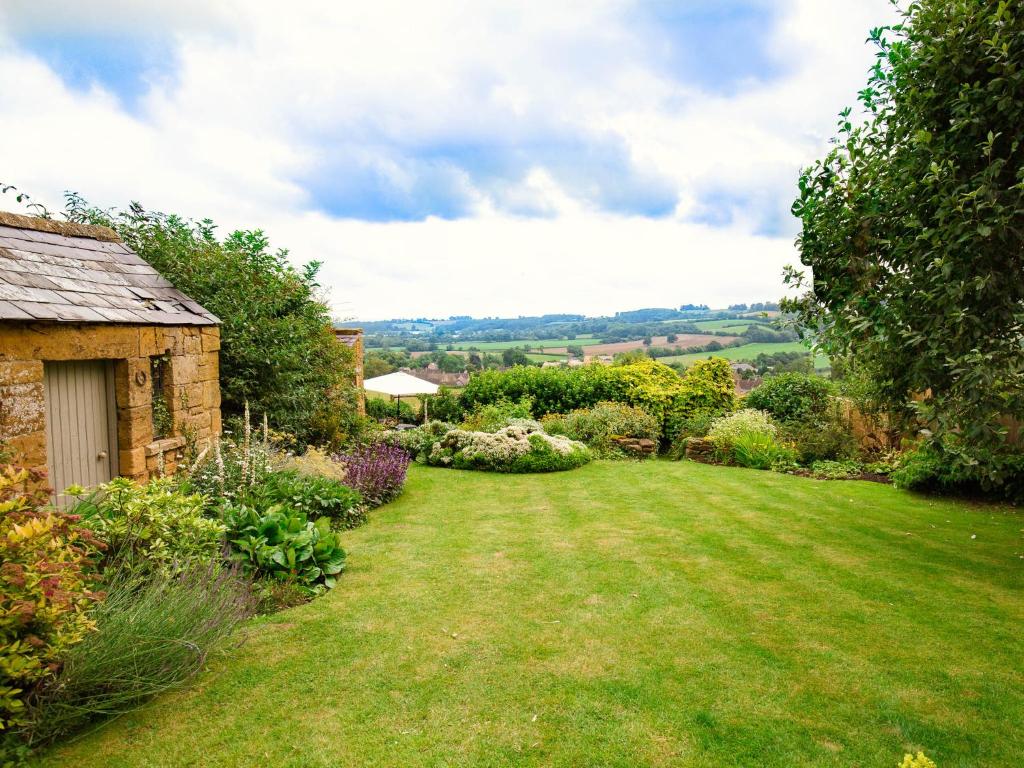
0 212 221 504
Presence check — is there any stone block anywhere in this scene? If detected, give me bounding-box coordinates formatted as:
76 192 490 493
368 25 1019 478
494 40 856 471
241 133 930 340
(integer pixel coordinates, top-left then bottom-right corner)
169 354 201 385
138 326 167 357
0 324 139 361
3 430 47 467
197 351 219 381
210 408 222 437
119 446 147 476
0 382 46 437
201 327 221 352
117 405 154 449
114 357 152 409
202 380 221 409
182 332 202 355
171 382 204 413
0 360 43 387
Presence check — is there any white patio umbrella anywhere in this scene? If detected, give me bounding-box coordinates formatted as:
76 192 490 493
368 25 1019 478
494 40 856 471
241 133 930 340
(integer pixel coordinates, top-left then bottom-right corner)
363 371 439 422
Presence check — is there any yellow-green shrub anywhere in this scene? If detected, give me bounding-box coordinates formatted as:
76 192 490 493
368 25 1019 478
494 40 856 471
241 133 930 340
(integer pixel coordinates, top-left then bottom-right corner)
460 357 737 440
0 466 99 737
899 752 937 768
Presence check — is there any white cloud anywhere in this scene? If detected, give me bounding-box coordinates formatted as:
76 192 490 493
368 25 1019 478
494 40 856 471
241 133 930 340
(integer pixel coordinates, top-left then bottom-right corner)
0 0 900 319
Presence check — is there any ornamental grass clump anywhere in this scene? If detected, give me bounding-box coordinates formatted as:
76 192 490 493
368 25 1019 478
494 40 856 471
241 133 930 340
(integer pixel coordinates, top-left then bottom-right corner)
334 442 410 508
25 562 255 747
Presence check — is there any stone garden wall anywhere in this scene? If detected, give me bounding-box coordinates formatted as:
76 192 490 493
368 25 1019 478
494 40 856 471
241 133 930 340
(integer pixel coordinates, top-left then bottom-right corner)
0 322 221 483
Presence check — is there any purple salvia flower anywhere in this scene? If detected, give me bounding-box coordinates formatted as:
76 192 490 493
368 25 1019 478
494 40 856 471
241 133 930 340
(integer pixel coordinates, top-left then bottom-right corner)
334 442 410 508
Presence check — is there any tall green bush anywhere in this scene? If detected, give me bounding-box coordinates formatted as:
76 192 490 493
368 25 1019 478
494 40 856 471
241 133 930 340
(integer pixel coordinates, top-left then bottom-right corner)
459 358 736 438
785 0 1024 498
744 373 833 423
61 195 358 447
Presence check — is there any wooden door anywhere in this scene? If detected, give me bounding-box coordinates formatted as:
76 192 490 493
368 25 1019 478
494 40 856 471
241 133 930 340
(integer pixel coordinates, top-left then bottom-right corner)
44 360 119 506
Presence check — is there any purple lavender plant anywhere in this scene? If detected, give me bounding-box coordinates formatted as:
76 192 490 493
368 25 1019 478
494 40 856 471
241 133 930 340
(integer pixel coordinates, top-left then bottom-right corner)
335 442 410 508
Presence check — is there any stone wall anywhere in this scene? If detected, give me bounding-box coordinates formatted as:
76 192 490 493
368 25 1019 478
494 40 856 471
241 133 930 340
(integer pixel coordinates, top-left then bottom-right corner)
334 327 365 415
0 321 221 484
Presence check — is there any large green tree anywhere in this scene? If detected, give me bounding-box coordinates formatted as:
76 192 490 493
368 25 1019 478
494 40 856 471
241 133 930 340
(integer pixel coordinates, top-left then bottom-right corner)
62 196 358 447
785 0 1024 495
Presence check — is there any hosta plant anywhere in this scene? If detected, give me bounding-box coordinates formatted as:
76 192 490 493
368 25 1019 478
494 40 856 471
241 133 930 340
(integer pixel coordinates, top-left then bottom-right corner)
224 505 347 591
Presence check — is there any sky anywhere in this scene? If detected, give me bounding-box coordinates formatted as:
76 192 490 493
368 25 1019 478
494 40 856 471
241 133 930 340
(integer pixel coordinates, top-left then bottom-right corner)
0 0 899 320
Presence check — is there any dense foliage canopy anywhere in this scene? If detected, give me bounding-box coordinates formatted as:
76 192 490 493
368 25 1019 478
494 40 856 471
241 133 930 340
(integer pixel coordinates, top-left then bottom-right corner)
785 0 1024 495
62 196 357 446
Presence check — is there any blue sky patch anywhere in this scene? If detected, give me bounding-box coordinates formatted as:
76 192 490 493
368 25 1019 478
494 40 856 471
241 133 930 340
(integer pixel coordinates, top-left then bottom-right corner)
18 33 175 109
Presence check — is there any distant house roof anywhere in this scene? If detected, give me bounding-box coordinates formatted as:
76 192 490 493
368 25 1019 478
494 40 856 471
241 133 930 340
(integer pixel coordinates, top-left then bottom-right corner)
0 211 218 325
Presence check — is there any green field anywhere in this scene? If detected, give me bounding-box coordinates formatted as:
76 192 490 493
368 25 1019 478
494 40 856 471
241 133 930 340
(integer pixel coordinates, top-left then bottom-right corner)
662 341 828 369
40 462 1024 767
449 337 601 352
526 353 566 363
692 319 758 332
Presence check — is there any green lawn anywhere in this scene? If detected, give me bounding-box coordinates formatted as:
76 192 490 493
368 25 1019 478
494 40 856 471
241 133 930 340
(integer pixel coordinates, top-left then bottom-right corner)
39 463 1023 767
662 341 829 369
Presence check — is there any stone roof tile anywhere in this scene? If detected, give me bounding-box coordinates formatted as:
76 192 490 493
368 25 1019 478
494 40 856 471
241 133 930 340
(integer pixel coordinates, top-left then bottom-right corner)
0 212 218 326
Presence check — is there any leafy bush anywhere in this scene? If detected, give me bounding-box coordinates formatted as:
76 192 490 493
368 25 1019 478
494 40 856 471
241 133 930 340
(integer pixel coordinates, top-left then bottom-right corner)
63 195 359 447
366 397 418 424
388 420 455 461
243 471 364 530
744 373 834 423
423 386 465 424
459 358 736 438
707 409 778 449
665 410 719 460
26 563 254 747
706 410 795 470
892 440 1024 500
424 423 591 473
70 477 225 579
730 431 797 471
785 0 1024 497
809 460 863 480
334 442 410 508
224 505 347 591
542 402 659 458
460 397 534 432
777 413 858 465
0 466 99 747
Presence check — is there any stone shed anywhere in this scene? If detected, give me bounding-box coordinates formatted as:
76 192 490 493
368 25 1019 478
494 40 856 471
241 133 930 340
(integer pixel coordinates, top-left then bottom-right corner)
0 211 221 503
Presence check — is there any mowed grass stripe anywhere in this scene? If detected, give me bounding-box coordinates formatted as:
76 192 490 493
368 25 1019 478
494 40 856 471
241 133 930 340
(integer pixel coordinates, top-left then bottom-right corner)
39 462 1024 768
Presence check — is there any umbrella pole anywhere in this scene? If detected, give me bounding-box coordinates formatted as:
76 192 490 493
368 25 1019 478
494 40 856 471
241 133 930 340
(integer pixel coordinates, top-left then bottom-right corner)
396 395 400 421
423 396 428 423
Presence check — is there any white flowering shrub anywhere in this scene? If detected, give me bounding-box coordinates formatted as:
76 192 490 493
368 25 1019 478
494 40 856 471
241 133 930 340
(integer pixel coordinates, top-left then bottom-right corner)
707 409 778 449
422 421 591 473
